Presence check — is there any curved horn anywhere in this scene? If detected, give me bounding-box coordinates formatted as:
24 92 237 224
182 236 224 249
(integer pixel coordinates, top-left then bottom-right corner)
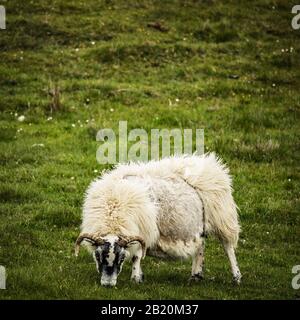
75 233 105 257
118 236 146 258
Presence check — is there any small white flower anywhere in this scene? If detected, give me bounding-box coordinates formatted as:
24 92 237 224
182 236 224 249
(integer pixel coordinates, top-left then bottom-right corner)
75 48 79 52
110 108 114 112
17 115 25 122
288 178 291 182
175 98 179 102
71 176 75 180
94 169 98 173
32 143 45 148
91 41 95 45
47 116 53 121
272 83 276 87
71 124 76 127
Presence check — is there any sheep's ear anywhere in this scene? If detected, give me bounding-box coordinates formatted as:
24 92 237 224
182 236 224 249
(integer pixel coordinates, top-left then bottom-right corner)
126 240 140 247
75 234 104 257
75 238 98 257
81 238 97 245
118 236 146 258
126 240 146 259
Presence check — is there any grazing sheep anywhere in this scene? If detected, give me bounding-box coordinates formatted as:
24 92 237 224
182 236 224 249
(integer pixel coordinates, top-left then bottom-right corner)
75 153 241 287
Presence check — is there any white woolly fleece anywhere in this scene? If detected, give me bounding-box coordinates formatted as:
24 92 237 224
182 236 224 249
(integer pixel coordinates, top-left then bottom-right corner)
81 153 240 259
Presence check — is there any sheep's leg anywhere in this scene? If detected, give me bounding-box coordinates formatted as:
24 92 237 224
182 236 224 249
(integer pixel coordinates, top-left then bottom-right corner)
131 253 144 283
189 237 205 282
223 241 241 284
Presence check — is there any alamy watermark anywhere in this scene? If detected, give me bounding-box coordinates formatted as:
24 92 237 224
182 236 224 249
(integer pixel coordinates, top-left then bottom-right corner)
96 121 204 164
292 265 300 290
0 265 6 289
0 5 6 30
292 5 300 30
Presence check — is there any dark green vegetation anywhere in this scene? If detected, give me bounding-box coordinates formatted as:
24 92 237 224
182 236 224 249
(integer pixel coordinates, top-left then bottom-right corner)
0 0 299 299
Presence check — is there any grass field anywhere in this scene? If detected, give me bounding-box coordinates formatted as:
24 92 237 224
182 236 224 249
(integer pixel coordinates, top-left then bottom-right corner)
0 0 300 299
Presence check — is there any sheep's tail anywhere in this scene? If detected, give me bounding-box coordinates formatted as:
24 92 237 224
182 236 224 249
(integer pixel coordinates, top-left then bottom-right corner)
203 190 240 247
184 153 241 247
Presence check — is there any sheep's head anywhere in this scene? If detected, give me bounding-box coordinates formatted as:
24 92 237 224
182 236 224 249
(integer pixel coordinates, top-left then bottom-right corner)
75 233 145 287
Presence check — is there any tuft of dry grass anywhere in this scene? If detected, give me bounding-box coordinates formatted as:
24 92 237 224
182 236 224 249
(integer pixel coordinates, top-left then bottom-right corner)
48 83 61 113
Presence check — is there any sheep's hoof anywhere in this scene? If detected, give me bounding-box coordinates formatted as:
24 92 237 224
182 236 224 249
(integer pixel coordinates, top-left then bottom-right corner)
188 273 204 284
131 273 144 284
233 274 242 285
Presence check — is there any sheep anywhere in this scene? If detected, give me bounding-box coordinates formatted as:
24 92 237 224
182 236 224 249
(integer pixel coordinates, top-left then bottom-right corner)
75 153 242 287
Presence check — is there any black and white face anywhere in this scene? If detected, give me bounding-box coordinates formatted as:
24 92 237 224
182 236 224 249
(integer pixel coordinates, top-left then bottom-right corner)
93 235 127 287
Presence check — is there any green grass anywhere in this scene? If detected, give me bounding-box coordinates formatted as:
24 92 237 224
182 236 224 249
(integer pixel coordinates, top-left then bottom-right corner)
0 0 300 299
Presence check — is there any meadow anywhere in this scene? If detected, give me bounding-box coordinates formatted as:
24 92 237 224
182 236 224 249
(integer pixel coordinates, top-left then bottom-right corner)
0 0 299 299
